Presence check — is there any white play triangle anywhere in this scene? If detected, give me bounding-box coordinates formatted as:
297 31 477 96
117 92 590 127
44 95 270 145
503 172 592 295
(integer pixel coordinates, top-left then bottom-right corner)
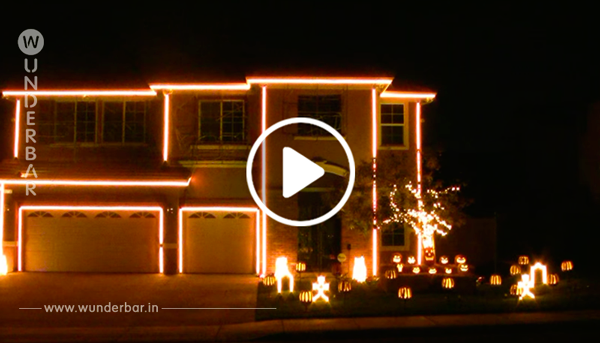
282 147 325 198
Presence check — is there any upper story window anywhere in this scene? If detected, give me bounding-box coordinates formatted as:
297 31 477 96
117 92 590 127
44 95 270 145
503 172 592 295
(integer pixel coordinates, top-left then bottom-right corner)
103 101 146 143
380 104 406 146
297 95 342 136
55 101 97 143
381 222 406 247
198 100 246 143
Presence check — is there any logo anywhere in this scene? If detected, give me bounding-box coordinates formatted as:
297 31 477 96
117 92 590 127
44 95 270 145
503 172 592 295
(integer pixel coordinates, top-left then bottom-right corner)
18 29 44 56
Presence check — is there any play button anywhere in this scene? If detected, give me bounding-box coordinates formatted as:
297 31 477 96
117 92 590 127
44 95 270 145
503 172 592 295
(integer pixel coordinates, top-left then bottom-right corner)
246 117 356 227
282 147 325 198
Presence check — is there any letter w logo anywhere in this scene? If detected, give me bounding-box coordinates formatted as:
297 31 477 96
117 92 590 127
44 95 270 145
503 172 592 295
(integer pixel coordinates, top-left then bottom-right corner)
22 35 40 49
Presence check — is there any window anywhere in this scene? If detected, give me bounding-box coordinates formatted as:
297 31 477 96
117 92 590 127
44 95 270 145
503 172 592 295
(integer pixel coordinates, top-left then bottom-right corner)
54 101 97 143
381 222 405 247
297 95 342 136
198 100 245 143
380 104 405 146
103 101 146 143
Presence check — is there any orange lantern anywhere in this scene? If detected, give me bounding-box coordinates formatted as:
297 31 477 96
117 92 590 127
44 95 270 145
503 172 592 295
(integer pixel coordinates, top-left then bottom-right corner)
490 274 502 286
561 260 573 272
398 286 412 300
407 256 416 265
299 290 313 310
392 254 402 264
263 275 276 286
296 262 306 273
428 267 437 275
385 269 397 280
548 273 559 286
445 267 452 274
442 277 455 289
440 256 449 265
412 266 421 274
396 263 404 273
518 256 529 265
455 255 466 264
338 279 352 293
459 264 469 272
424 247 435 262
510 264 521 276
510 284 522 296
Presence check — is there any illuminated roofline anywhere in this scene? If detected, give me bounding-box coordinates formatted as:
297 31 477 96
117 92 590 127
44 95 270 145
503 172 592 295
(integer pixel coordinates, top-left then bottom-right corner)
150 84 251 91
381 91 437 99
2 90 157 97
0 178 191 187
247 77 393 85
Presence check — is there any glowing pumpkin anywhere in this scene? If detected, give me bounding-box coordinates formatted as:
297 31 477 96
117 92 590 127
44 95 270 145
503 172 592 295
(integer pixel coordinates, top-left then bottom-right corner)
299 290 313 308
392 254 402 264
296 262 306 273
424 248 435 261
459 264 469 272
440 256 449 265
412 266 421 274
548 273 559 286
407 256 416 265
442 277 455 289
518 255 529 265
428 267 437 275
385 269 397 280
445 267 452 274
455 255 466 264
262 275 276 286
510 284 522 296
398 286 412 300
561 260 573 272
338 279 352 293
510 264 521 276
490 274 502 286
396 263 404 273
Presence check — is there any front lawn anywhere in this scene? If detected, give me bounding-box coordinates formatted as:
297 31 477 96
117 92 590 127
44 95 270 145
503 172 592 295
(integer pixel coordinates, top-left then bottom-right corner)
255 272 600 321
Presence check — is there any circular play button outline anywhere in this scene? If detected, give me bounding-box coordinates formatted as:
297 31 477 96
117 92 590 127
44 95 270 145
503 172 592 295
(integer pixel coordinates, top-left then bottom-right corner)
246 117 356 227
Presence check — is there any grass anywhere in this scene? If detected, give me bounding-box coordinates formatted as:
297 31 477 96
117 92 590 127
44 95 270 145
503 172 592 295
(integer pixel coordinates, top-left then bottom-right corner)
256 272 600 321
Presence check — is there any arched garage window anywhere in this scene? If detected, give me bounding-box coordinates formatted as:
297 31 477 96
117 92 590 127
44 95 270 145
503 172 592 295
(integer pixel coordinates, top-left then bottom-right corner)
95 211 121 218
62 211 87 218
189 212 216 219
27 211 53 218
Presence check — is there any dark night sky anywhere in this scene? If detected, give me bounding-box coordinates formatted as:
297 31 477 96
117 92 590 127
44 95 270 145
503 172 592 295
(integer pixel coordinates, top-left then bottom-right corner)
1 4 598 263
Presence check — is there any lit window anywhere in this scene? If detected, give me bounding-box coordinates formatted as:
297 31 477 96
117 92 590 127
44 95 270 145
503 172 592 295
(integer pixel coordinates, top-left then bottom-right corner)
103 101 147 143
198 100 246 143
297 95 342 136
380 104 405 146
54 101 97 143
381 222 405 247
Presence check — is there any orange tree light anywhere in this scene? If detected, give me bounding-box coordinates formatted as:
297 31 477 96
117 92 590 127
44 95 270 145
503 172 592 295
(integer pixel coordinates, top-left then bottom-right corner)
385 269 397 280
510 284 522 297
490 274 502 286
262 275 276 287
549 273 559 286
338 279 352 293
398 286 412 300
561 260 573 272
442 277 455 289
518 255 530 265
299 291 313 310
510 264 521 276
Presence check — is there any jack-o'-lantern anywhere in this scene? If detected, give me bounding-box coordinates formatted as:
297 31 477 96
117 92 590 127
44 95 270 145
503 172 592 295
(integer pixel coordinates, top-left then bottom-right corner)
445 267 452 274
455 255 466 264
398 286 412 300
518 255 529 265
392 254 402 264
407 256 416 265
299 290 313 308
510 284 522 296
510 264 521 276
442 277 455 289
296 262 306 273
385 269 397 280
412 266 420 274
396 263 404 273
490 274 502 286
428 267 437 274
424 248 435 262
548 273 559 286
561 260 573 272
440 256 449 265
338 279 352 293
262 275 276 286
459 264 469 272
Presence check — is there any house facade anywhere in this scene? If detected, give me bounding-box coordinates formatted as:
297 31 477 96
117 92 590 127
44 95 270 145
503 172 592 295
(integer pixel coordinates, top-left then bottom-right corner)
0 76 436 277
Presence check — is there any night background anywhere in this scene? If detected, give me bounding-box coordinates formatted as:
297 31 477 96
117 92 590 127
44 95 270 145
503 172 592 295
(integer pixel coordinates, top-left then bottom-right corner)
1 4 598 267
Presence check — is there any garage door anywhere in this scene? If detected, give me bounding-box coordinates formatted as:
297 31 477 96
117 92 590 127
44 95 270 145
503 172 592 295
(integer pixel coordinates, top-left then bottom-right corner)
23 209 159 273
183 211 256 274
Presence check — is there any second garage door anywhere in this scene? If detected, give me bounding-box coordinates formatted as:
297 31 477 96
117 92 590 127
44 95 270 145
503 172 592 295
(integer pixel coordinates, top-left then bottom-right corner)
183 211 256 274
23 209 160 273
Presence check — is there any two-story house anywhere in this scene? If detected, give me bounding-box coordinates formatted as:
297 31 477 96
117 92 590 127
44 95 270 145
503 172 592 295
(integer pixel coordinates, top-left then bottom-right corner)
0 76 435 277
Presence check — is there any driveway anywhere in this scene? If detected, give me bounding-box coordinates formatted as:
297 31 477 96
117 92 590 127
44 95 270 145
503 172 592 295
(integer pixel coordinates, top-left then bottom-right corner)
0 273 260 328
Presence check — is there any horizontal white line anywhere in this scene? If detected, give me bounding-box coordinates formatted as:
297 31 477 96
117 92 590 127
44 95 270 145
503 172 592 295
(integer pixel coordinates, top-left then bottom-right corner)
19 308 41 310
162 307 277 310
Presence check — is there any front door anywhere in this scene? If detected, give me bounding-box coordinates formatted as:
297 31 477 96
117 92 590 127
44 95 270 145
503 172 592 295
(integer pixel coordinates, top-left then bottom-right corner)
297 192 341 272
